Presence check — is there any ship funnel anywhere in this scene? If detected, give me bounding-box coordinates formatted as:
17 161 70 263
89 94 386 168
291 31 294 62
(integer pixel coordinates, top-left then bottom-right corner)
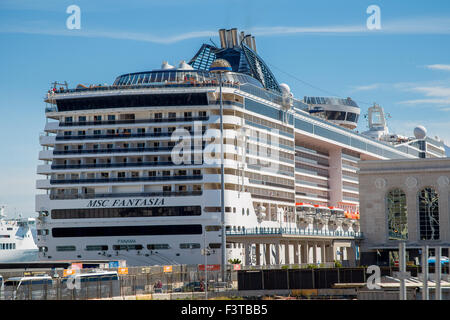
244 34 253 48
218 28 255 49
230 28 238 47
226 29 233 48
219 29 227 48
251 36 257 52
239 31 245 44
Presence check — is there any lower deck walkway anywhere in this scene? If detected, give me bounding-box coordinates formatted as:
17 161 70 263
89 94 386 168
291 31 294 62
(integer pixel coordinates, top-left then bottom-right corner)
226 228 361 266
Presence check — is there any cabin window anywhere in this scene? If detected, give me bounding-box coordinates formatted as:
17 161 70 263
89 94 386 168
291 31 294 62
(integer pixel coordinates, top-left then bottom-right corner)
56 245 76 251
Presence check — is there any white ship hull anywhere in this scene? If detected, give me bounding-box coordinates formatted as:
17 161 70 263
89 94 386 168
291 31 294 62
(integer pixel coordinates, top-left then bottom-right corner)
0 249 39 263
35 191 360 266
0 209 38 263
35 191 256 266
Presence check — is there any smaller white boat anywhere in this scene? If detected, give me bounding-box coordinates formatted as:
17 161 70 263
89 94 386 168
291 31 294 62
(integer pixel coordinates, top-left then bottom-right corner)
0 206 38 263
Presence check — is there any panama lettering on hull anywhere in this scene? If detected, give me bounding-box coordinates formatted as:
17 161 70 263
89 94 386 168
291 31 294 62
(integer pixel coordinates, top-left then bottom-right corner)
86 198 165 208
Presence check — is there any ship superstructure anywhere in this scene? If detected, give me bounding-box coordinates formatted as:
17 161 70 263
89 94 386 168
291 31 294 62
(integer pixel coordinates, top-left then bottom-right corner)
36 28 446 267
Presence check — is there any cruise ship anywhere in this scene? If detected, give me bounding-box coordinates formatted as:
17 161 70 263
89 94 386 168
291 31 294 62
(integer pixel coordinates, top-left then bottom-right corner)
36 28 447 267
0 206 38 262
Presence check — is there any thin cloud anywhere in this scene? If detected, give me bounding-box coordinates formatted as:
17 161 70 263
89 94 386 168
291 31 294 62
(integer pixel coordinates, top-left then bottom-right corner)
250 17 450 36
1 15 450 44
0 26 217 44
410 86 450 97
393 80 450 111
348 80 450 109
398 85 450 107
0 24 370 44
399 98 450 106
351 83 382 92
426 64 450 71
249 25 366 36
382 17 450 34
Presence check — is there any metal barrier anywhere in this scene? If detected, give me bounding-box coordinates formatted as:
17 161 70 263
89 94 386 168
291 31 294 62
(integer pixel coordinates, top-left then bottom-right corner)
0 264 434 300
1 277 119 300
0 265 235 300
236 266 426 291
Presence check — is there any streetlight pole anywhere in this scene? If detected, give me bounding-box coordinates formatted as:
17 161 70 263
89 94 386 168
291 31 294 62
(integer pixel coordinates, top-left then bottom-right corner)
399 241 406 300
422 245 429 300
436 246 441 300
203 232 208 300
219 72 225 281
209 59 232 283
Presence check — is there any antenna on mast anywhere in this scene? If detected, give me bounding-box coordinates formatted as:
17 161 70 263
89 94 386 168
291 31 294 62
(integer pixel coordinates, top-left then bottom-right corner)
52 81 68 90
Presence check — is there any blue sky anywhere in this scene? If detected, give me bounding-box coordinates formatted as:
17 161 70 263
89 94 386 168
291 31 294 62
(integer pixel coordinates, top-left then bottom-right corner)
0 0 450 217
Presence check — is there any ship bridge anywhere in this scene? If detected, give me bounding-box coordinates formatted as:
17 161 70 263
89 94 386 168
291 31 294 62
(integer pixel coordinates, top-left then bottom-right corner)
304 96 360 130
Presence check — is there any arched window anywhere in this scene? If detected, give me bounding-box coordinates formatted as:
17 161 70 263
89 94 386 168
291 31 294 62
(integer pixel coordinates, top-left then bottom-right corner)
418 187 440 240
386 188 408 240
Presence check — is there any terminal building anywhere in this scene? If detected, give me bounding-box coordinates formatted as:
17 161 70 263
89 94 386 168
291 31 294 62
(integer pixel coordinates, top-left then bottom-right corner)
359 157 450 265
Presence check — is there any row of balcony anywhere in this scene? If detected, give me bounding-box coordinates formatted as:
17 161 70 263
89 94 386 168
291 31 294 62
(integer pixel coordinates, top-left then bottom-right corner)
55 131 203 141
50 113 244 140
39 173 258 192
53 146 177 155
48 190 203 200
248 179 294 191
39 144 238 160
49 175 203 185
59 116 209 127
49 161 204 170
294 146 330 159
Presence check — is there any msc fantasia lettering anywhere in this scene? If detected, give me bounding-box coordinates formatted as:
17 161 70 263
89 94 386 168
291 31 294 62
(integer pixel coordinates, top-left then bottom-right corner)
86 198 165 208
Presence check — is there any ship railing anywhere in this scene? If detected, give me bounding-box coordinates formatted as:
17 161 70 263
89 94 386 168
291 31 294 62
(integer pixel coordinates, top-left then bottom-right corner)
50 175 203 185
329 214 337 221
251 194 295 203
210 100 244 108
54 146 173 154
248 179 294 190
47 81 240 95
49 190 203 200
247 164 295 178
45 105 57 112
51 161 204 170
52 145 206 155
226 227 364 239
54 129 207 141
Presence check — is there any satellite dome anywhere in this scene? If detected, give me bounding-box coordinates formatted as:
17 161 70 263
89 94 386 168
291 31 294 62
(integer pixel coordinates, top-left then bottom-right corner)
209 59 232 73
413 125 427 139
178 60 194 70
161 61 175 70
279 83 291 94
